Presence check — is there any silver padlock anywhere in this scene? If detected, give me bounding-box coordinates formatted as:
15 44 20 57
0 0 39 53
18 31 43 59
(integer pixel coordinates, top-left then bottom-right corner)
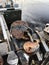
7 51 18 65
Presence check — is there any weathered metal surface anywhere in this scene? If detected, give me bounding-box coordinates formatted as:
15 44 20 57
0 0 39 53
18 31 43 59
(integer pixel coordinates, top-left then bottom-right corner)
23 41 39 54
10 20 29 40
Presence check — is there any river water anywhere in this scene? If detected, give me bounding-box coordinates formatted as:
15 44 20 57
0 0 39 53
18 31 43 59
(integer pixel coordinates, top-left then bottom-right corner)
20 1 49 25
